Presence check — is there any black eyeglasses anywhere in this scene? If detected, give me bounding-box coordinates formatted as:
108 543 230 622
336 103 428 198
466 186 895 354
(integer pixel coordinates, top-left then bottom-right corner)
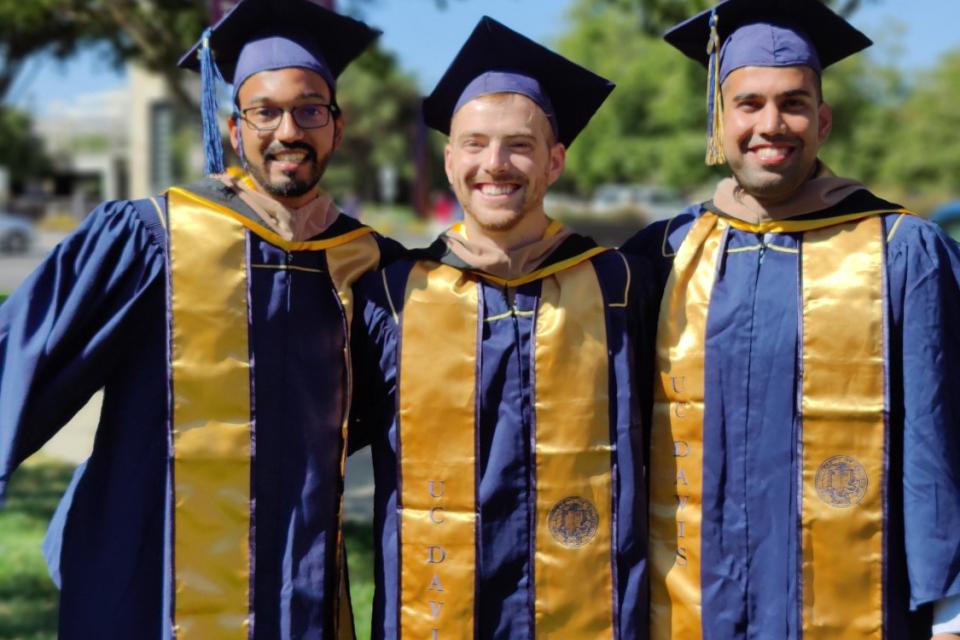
239 103 339 131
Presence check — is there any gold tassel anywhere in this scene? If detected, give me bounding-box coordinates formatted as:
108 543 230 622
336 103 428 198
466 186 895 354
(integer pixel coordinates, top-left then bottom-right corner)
705 12 727 166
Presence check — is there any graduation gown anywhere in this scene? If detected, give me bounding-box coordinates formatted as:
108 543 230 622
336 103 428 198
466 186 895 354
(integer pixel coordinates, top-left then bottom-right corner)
621 190 960 639
0 177 400 639
350 231 655 639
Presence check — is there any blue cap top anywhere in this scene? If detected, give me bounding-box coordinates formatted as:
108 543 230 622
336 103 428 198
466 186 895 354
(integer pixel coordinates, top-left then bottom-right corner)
232 35 336 98
423 16 614 147
718 21 820 83
452 71 559 139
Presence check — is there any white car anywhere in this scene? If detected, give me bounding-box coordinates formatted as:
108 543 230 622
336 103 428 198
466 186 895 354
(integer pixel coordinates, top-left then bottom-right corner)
0 213 35 254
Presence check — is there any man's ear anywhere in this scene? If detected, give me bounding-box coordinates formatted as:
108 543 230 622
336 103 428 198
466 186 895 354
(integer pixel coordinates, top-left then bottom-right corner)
547 143 566 186
444 143 454 185
227 115 241 154
333 116 345 150
818 101 833 144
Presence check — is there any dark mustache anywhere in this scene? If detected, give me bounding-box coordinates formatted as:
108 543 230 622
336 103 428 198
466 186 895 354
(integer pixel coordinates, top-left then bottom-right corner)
265 142 316 160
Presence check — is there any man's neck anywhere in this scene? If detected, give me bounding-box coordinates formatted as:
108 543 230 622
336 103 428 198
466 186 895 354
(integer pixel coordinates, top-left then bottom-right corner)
274 189 321 210
244 174 321 211
463 209 550 251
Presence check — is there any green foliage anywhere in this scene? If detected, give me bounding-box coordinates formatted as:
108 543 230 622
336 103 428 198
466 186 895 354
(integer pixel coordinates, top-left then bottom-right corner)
325 46 426 202
581 0 875 35
0 461 71 639
875 49 960 199
345 521 376 639
0 108 52 192
557 0 725 193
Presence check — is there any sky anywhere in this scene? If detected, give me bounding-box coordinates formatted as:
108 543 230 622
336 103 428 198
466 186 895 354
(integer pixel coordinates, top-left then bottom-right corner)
6 0 958 116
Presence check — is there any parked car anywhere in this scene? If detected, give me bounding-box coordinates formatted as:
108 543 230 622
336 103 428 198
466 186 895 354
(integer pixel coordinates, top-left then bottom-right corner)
0 213 35 254
590 184 688 221
931 200 960 242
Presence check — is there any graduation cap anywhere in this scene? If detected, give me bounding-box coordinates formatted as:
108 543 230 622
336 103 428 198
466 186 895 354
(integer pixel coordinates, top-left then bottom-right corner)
178 0 380 175
423 16 614 147
664 0 872 165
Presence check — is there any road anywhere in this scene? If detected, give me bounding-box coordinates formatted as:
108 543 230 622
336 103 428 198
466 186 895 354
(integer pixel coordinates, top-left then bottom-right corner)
3 230 376 523
0 230 64 293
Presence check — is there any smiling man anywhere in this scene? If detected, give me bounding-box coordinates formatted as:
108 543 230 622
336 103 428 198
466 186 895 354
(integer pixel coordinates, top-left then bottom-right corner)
621 1 960 638
349 17 654 639
0 0 401 637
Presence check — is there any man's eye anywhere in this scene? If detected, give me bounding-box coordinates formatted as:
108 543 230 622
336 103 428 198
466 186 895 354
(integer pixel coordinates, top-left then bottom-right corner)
299 106 323 118
252 107 281 121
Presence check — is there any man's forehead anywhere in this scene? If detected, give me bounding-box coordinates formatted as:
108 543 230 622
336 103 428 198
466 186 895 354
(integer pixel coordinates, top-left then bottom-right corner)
723 64 818 87
237 67 333 101
450 94 550 135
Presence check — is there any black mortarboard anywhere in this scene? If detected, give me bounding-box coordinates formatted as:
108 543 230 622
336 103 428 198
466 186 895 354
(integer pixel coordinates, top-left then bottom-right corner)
422 16 614 147
178 0 380 175
664 0 872 165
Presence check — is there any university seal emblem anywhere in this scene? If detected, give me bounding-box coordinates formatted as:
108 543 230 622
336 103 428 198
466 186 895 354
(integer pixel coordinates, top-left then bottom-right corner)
815 455 868 508
547 496 599 548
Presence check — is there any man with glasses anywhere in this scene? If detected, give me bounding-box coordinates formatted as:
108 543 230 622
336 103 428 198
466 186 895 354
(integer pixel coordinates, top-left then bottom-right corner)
0 0 399 637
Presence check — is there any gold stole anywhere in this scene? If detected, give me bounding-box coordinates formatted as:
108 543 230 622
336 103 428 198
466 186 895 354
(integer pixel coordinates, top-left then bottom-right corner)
398 260 615 638
800 218 884 638
649 212 886 639
166 187 376 638
649 213 726 640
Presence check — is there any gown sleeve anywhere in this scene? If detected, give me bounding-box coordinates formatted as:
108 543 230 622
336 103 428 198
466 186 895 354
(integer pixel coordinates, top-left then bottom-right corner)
348 268 401 454
0 200 165 503
886 216 960 609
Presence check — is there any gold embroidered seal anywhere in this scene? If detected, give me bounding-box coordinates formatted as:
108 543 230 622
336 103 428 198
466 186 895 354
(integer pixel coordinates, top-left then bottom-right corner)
547 496 600 548
815 455 869 508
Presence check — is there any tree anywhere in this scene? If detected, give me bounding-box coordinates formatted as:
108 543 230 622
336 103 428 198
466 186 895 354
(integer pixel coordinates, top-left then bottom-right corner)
0 108 52 191
0 0 445 110
556 0 725 194
320 45 426 203
0 1 116 103
584 0 877 36
876 49 960 201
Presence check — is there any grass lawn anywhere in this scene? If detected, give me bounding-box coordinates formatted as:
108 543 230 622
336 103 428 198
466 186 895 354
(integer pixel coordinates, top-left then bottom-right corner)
0 460 377 638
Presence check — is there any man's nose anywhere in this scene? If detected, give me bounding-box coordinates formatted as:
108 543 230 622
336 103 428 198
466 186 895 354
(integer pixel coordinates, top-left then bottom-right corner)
756 104 787 135
273 110 306 141
482 141 510 173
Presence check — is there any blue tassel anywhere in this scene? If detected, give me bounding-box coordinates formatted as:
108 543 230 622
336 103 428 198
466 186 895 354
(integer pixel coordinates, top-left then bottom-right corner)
199 27 226 176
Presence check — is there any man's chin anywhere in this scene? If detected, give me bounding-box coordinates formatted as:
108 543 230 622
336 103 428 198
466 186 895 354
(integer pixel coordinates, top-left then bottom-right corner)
467 209 525 234
735 169 807 202
263 175 320 199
